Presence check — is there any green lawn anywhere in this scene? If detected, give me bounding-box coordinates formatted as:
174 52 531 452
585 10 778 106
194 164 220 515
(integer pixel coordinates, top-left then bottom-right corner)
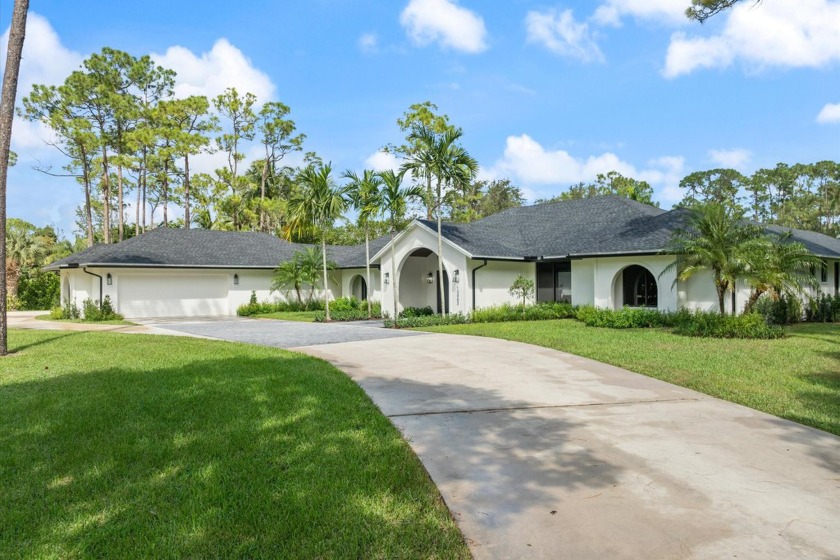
0 330 468 559
253 311 319 322
421 321 840 436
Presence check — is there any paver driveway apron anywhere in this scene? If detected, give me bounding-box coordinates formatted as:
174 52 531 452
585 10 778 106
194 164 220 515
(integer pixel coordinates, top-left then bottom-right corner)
293 332 840 560
138 317 425 348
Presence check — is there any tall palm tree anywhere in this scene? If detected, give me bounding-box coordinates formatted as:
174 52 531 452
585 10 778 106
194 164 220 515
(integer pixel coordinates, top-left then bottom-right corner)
741 233 822 314
343 169 383 319
285 163 348 321
5 227 48 302
379 170 422 321
663 203 763 315
402 126 478 317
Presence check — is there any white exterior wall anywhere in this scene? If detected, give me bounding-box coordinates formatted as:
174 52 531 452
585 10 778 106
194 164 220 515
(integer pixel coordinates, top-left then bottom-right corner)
471 259 535 309
585 255 679 312
378 224 469 317
340 268 381 302
571 260 595 307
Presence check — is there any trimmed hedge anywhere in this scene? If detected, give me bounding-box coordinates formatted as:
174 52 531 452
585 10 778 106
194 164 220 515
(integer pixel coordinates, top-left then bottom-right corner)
314 297 382 322
472 302 576 323
574 306 674 328
672 310 784 339
237 293 325 316
384 313 470 328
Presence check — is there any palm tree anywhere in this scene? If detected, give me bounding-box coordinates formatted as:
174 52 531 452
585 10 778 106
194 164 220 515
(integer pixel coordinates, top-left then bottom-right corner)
5 224 48 306
741 233 822 314
402 126 478 317
285 163 348 321
343 169 383 319
379 170 422 321
271 246 333 309
663 203 762 315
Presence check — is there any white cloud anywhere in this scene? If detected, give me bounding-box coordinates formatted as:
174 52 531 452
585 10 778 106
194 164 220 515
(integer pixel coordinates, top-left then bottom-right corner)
152 39 276 101
663 0 840 78
708 148 751 169
0 12 83 95
400 0 488 53
593 0 687 27
358 33 378 53
816 102 840 124
484 134 684 203
365 150 402 172
526 8 604 63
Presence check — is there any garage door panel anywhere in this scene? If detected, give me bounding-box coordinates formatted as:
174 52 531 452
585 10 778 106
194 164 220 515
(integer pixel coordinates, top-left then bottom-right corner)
118 274 229 318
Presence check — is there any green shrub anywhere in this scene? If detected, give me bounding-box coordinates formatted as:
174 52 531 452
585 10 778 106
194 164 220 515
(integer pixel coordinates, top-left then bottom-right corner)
805 293 839 323
472 302 576 323
384 313 470 328
401 306 434 318
672 311 784 339
330 297 362 312
574 306 674 328
17 270 60 310
314 300 383 322
237 299 325 316
79 296 123 322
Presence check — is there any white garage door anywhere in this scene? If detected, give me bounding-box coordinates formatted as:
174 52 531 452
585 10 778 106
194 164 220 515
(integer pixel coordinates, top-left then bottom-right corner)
117 273 229 318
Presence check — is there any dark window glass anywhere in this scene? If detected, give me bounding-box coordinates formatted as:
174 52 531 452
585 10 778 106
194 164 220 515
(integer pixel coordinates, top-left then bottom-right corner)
536 263 554 303
622 265 657 307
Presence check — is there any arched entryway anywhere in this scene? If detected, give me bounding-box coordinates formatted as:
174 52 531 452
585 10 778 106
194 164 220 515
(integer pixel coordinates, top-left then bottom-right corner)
350 275 367 301
398 248 449 313
614 265 658 309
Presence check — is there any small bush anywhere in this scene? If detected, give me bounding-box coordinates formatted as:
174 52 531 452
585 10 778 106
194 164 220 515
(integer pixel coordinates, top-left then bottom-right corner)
330 297 361 312
237 299 325 316
472 302 576 323
50 299 81 320
574 306 673 328
17 270 60 310
805 293 839 323
672 311 784 339
80 296 123 322
384 313 470 328
314 301 383 322
401 306 434 318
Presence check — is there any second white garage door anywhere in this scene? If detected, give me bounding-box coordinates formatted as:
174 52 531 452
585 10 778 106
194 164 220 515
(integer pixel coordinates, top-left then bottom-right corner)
117 273 229 318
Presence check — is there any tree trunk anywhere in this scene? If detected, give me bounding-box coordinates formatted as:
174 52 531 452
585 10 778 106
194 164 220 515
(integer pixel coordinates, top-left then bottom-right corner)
117 163 124 241
162 159 169 227
743 289 764 315
321 234 330 321
135 164 141 236
101 147 111 243
81 147 94 246
141 146 147 233
365 227 372 319
390 227 399 324
0 0 29 355
715 279 726 316
184 154 191 228
731 286 737 315
436 178 446 318
426 176 433 220
260 151 268 231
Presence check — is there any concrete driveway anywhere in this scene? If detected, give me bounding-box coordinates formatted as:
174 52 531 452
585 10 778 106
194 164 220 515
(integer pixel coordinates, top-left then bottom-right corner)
295 333 840 560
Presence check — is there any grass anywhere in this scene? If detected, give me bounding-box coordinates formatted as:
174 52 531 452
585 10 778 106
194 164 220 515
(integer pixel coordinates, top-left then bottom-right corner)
421 320 840 436
35 314 134 326
252 311 320 322
0 330 469 559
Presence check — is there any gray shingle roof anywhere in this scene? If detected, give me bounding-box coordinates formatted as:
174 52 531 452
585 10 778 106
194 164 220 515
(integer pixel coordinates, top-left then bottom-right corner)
44 228 387 270
419 196 840 259
45 198 840 271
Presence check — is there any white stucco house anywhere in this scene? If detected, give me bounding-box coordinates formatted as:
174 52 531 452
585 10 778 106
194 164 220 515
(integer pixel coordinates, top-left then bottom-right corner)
47 197 840 319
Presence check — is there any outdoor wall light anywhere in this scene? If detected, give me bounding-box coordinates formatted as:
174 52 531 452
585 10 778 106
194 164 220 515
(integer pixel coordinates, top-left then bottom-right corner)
452 270 460 283
384 272 390 284
426 272 435 284
106 273 112 286
233 273 239 285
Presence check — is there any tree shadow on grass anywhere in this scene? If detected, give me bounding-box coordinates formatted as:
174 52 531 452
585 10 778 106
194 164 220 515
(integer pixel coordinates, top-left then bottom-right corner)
0 353 470 559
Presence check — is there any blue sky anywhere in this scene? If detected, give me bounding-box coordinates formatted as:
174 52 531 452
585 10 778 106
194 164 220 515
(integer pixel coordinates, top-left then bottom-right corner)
2 0 839 237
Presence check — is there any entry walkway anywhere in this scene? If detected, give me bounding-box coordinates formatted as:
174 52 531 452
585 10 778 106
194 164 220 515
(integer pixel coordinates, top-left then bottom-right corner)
294 333 840 560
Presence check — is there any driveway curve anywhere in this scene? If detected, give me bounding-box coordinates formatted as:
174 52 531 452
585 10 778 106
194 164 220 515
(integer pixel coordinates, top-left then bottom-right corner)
293 333 840 560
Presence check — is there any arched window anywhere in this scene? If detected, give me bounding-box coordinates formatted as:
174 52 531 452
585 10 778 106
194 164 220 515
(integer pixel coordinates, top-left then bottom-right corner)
622 265 658 307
